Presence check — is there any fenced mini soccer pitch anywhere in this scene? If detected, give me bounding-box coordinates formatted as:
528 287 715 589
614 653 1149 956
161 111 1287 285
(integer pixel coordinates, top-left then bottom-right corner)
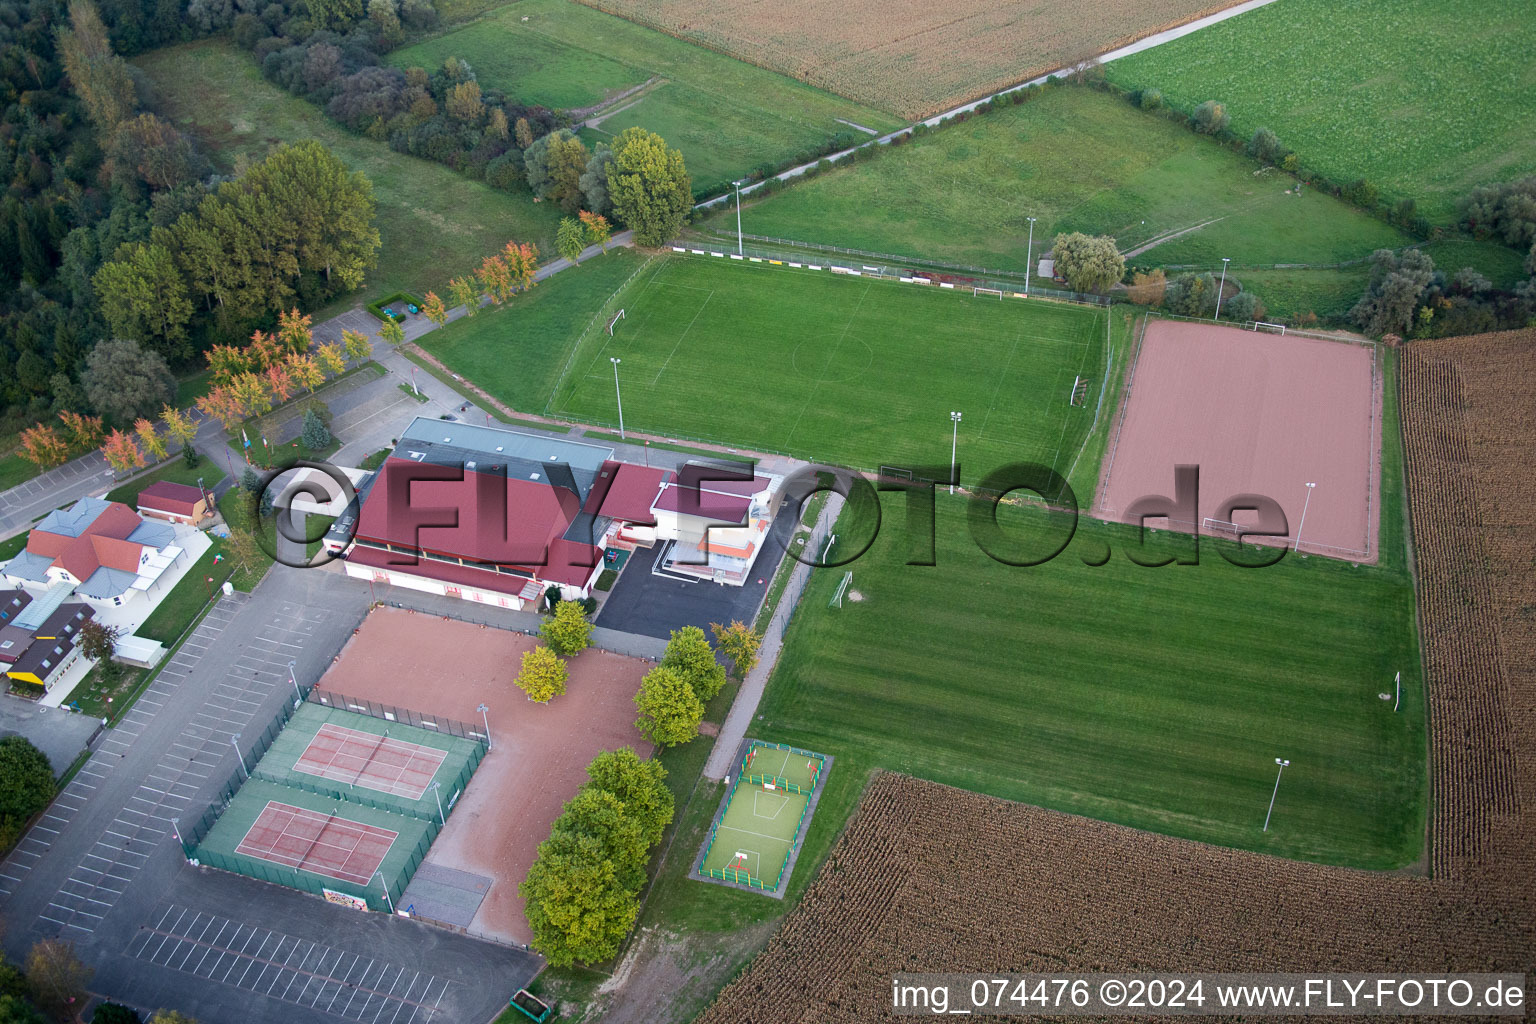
181 695 488 912
696 740 831 897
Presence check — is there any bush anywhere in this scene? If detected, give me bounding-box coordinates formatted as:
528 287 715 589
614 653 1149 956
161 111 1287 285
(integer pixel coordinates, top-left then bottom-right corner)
1221 290 1265 322
1138 88 1163 110
91 1004 144 1024
366 291 422 323
1246 127 1284 165
1191 99 1229 135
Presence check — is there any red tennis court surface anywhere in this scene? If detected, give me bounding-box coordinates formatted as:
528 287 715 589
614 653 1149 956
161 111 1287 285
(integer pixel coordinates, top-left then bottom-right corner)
294 723 448 800
318 607 653 943
1096 320 1380 561
234 801 398 886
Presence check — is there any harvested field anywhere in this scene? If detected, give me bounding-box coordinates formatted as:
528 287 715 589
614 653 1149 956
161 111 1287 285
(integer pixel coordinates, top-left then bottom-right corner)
575 0 1241 119
697 329 1536 1022
315 607 654 943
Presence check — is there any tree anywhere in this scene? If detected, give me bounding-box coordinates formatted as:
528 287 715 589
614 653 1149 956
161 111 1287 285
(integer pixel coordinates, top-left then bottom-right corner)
547 133 590 212
23 940 89 1023
18 425 68 470
1051 233 1124 294
56 0 136 133
0 736 55 836
503 242 539 293
90 1003 142 1024
1351 248 1435 336
514 645 568 703
135 419 168 462
1458 175 1536 247
341 329 372 362
580 146 615 218
556 218 585 263
583 748 673 847
81 339 176 428
448 276 479 316
1126 269 1167 306
1191 99 1229 135
608 128 692 247
196 386 243 431
0 995 46 1024
109 114 205 190
58 411 104 451
514 116 534 150
77 619 123 686
160 405 198 448
633 666 703 746
148 1012 198 1024
229 372 272 419
422 292 448 328
710 621 763 680
263 363 295 405
92 243 194 360
316 342 348 377
100 429 146 473
206 344 249 386
579 210 612 252
379 319 405 347
661 626 726 702
445 81 485 123
300 408 332 451
478 255 513 304
278 308 314 354
520 828 640 967
287 354 325 394
1246 127 1284 165
541 601 593 656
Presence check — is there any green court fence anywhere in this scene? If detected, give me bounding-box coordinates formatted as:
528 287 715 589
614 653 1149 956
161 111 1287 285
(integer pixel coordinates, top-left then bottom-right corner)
698 743 828 892
740 740 826 795
697 771 769 889
307 688 489 745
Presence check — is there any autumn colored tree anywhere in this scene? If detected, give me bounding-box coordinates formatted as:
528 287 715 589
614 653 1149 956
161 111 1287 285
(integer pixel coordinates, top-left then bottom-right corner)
206 344 249 386
422 291 448 328
100 429 145 473
379 319 405 347
247 330 286 371
278 308 314 354
515 646 569 703
710 621 763 680
160 405 197 447
287 353 325 393
18 424 69 469
504 241 539 292
447 276 479 316
230 372 272 418
479 255 513 303
579 210 612 252
135 418 168 462
196 387 243 430
341 329 372 362
58 410 104 451
316 342 348 377
514 116 534 149
263 363 295 405
1126 269 1167 307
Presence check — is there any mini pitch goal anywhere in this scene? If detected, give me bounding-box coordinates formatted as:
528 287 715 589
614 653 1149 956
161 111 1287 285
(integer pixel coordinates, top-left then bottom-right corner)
696 740 830 896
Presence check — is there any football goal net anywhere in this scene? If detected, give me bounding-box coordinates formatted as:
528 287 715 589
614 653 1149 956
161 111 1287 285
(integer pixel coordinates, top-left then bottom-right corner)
1201 517 1244 538
1251 321 1286 335
830 571 852 608
1069 375 1090 407
973 287 1004 300
606 308 626 336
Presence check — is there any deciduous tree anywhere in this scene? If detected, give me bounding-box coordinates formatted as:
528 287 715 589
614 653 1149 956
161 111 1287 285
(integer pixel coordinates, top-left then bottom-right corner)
478 255 512 303
316 342 348 377
1351 248 1435 337
661 625 725 701
583 748 672 846
378 319 404 347
92 243 194 360
633 666 703 746
710 620 762 680
100 429 146 473
1050 232 1124 294
18 425 68 469
278 308 314 354
1126 269 1167 307
556 218 585 263
58 410 104 451
447 276 479 316
579 210 612 252
135 419 168 462
608 128 691 248
24 939 89 1022
503 242 539 293
159 405 197 447
196 386 243 430
422 291 447 327
541 601 593 656
287 354 325 394
515 645 568 703
206 344 249 386
263 363 295 405
341 329 372 362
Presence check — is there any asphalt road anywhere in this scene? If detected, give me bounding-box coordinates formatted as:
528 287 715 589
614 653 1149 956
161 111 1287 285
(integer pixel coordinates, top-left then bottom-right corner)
0 567 540 1023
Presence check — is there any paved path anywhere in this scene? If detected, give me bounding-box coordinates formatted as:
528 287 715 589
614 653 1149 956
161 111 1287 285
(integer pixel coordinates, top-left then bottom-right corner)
703 492 843 779
0 451 114 538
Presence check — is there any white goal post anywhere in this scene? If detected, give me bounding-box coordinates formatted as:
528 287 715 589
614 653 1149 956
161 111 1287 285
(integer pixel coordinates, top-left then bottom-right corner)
973 287 1004 299
1251 321 1286 335
830 570 852 609
1201 517 1244 536
606 308 626 335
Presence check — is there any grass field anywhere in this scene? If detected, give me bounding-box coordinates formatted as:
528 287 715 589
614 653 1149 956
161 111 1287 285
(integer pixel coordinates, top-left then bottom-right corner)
697 87 1519 320
135 41 562 307
550 256 1114 487
1104 0 1536 222
388 0 901 194
417 248 648 412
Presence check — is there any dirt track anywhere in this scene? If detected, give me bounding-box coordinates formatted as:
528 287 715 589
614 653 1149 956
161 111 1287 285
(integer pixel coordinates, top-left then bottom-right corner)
317 606 654 943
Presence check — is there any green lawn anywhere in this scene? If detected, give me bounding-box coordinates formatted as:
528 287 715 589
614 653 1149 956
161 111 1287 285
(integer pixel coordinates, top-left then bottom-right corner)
136 542 235 644
697 86 1518 319
550 255 1115 487
387 0 901 194
174 368 215 409
135 40 563 305
0 451 38 492
1103 0 1536 223
417 248 649 413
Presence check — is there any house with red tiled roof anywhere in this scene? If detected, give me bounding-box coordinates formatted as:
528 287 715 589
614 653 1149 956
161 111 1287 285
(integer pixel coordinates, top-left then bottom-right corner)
0 496 185 610
137 480 211 524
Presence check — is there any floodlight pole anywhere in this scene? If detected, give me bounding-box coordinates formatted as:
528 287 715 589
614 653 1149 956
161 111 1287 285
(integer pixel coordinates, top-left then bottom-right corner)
734 180 745 255
376 871 395 914
1025 217 1037 297
409 365 419 396
610 357 625 439
287 659 301 706
949 411 962 495
1293 481 1316 552
431 781 445 825
1215 257 1231 320
477 703 491 751
170 816 188 861
230 733 248 781
1263 758 1290 832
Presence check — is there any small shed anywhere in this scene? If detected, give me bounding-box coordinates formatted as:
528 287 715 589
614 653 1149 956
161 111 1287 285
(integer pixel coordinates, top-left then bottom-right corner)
137 481 209 525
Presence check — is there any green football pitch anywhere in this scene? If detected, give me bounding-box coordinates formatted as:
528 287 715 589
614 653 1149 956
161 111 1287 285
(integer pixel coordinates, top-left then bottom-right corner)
549 256 1110 485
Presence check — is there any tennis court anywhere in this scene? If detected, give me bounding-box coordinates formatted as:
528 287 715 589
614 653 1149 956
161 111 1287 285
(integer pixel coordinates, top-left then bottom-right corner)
697 741 830 896
235 800 398 886
295 723 447 800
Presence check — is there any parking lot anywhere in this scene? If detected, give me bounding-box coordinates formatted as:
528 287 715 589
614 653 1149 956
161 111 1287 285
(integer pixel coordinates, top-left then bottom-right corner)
596 512 796 640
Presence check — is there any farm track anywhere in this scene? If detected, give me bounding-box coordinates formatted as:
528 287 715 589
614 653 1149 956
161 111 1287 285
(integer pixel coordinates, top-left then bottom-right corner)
697 329 1536 1023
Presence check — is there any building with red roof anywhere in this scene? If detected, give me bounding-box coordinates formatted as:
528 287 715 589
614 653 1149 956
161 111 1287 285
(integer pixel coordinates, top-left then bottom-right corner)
137 480 211 524
0 496 184 610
